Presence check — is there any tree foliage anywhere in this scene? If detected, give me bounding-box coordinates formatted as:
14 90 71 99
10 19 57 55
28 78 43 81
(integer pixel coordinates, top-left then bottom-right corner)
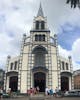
66 0 80 8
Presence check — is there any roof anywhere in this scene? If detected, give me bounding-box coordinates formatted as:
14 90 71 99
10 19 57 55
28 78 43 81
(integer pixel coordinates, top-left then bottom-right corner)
73 69 80 76
37 3 44 17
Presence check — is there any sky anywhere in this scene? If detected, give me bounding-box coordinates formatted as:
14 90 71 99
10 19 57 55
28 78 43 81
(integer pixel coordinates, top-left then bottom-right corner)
0 0 80 70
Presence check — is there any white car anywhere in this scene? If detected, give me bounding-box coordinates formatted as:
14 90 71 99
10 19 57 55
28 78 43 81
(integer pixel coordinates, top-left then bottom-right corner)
64 90 80 97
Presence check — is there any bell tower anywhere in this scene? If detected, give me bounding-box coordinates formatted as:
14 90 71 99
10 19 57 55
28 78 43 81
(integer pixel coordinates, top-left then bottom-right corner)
34 3 45 30
30 3 50 43
33 3 47 31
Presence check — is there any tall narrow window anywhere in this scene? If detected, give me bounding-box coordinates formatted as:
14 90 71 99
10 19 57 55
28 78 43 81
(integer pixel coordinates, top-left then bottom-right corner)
36 21 39 30
41 21 45 29
43 35 45 41
35 35 38 41
66 63 68 70
18 60 20 70
62 61 65 70
10 63 13 70
14 61 17 70
39 35 42 41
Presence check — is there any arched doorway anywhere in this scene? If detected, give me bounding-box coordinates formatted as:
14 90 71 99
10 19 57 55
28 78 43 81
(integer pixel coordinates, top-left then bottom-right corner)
34 72 46 92
61 76 69 91
9 76 18 92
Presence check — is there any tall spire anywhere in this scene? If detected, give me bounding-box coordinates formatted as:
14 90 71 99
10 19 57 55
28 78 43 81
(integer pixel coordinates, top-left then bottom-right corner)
37 2 44 17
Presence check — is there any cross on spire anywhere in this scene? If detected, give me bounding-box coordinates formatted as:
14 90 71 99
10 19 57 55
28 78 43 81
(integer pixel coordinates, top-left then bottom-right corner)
37 2 44 17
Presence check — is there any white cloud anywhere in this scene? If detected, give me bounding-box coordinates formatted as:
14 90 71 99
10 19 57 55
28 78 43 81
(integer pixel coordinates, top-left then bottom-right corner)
72 38 80 62
58 45 71 58
59 38 80 70
73 62 80 70
0 0 37 69
0 33 11 53
0 32 21 69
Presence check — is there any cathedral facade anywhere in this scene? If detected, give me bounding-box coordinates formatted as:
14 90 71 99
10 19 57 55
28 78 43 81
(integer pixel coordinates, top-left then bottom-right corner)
4 4 73 93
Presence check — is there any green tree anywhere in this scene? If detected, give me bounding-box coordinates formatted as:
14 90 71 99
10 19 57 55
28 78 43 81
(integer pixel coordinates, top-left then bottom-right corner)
66 0 80 8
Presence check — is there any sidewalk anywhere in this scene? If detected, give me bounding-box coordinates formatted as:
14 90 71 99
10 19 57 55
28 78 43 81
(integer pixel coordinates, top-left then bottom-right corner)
29 94 44 100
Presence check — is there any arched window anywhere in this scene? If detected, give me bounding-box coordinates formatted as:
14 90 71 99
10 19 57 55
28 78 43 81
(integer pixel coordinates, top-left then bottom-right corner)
41 21 45 29
66 63 68 70
36 21 39 30
62 61 65 70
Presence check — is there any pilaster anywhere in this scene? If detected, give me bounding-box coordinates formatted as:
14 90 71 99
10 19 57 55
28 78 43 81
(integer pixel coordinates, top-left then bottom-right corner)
68 56 74 89
4 56 11 91
18 34 26 92
54 34 61 90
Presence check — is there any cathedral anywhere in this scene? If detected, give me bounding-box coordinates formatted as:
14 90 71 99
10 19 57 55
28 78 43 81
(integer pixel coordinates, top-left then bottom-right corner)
4 4 73 93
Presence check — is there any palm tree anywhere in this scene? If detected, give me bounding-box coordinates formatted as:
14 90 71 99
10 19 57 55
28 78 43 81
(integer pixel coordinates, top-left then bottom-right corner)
66 0 80 8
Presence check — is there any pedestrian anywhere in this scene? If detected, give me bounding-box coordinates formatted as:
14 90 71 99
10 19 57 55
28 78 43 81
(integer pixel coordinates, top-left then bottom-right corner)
49 88 54 96
55 87 59 93
45 87 50 95
30 88 33 96
36 86 40 93
34 87 37 94
0 87 3 99
55 87 59 97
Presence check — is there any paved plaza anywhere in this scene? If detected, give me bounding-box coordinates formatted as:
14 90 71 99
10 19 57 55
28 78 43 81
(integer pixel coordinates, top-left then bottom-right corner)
2 96 80 100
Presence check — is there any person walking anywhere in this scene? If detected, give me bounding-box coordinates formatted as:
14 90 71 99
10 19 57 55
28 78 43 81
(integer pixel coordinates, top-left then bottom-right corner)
36 86 40 93
45 87 50 95
0 88 3 100
49 88 54 95
55 87 59 97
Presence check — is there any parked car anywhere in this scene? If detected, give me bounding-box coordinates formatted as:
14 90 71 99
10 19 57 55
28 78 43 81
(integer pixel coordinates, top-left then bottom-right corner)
2 92 10 98
64 90 80 97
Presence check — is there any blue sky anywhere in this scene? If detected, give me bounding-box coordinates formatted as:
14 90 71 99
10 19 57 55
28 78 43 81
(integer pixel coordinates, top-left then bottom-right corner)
0 0 80 70
58 22 80 50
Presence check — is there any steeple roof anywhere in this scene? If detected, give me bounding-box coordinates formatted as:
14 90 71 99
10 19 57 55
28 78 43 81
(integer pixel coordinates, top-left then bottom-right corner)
37 3 44 17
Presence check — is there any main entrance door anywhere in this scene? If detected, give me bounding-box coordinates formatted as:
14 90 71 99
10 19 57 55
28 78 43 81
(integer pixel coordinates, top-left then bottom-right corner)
61 76 69 91
34 72 46 92
9 76 18 92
